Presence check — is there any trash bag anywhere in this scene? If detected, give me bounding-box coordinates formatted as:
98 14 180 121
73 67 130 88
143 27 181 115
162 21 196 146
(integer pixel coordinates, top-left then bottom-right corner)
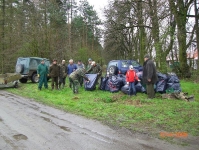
99 77 109 90
167 75 180 83
135 82 146 93
105 75 123 93
84 74 98 91
166 83 181 93
156 79 167 93
121 84 132 95
157 72 168 81
117 74 126 85
166 74 181 92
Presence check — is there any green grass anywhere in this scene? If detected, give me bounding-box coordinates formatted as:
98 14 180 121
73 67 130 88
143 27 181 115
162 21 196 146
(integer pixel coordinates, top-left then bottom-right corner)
6 80 199 138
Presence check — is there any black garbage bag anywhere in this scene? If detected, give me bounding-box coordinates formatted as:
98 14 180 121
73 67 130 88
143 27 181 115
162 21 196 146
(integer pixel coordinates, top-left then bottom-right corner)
156 79 167 93
167 74 180 83
84 74 98 91
117 74 126 85
166 74 181 92
121 84 132 95
135 82 146 93
99 76 109 90
167 83 182 93
105 75 123 93
157 72 168 81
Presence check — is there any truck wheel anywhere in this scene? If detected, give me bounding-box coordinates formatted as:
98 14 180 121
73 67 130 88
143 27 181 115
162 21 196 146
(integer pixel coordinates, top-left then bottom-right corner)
16 64 24 73
31 73 39 83
19 78 28 83
108 65 118 75
14 82 18 88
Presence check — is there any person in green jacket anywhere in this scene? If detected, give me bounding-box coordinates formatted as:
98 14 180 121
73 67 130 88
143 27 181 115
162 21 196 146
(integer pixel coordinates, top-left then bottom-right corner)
37 59 49 90
87 61 102 85
69 68 90 94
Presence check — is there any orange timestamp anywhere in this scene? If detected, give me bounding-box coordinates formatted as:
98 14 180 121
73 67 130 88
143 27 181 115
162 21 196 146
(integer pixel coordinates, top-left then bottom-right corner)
160 132 188 138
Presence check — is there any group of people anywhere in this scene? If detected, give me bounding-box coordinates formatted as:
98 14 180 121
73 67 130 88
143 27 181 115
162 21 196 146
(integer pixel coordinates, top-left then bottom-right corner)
37 58 102 94
37 54 157 99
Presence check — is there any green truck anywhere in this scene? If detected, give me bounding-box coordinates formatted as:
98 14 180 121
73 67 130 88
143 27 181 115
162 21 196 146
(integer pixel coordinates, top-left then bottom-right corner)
15 57 51 83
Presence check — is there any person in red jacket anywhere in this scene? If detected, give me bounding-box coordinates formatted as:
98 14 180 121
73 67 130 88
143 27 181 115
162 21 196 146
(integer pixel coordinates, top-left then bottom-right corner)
126 65 140 96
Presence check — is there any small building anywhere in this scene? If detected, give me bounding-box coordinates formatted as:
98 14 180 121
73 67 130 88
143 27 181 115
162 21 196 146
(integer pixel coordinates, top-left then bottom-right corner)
187 48 198 69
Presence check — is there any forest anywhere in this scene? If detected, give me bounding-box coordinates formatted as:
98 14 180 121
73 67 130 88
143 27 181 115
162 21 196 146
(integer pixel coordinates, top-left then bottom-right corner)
0 0 199 77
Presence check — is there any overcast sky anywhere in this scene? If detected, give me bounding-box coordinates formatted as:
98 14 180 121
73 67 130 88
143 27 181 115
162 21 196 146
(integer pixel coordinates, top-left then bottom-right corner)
86 0 109 21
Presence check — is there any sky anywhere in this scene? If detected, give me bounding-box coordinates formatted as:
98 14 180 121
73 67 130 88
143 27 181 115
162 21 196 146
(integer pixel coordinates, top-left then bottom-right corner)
86 0 109 21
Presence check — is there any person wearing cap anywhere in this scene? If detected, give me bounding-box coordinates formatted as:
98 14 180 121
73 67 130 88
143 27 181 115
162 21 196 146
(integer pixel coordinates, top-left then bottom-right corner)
86 58 92 72
87 61 102 85
49 59 60 90
143 54 158 99
126 65 140 96
59 60 68 89
69 68 90 94
37 59 48 90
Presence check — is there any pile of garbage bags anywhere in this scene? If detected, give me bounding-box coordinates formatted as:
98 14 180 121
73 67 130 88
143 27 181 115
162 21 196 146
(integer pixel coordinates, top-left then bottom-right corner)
99 72 181 94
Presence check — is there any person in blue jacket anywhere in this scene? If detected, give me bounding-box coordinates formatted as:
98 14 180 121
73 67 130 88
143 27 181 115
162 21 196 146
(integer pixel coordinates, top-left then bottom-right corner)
67 59 77 88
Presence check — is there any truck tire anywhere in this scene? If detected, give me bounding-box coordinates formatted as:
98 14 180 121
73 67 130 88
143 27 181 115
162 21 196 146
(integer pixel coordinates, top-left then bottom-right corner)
31 73 39 83
19 78 28 83
16 64 24 73
108 65 118 75
14 82 18 88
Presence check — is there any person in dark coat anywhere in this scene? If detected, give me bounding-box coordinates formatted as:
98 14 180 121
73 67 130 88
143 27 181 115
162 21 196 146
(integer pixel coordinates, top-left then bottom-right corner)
37 59 48 90
59 60 68 89
143 54 158 99
50 59 60 90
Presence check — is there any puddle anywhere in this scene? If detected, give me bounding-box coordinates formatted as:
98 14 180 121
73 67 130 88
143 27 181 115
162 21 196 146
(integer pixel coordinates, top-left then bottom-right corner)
13 134 28 141
59 126 71 132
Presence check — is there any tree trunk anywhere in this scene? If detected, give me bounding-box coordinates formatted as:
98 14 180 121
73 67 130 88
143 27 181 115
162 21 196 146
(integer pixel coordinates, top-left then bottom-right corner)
148 0 165 71
137 1 147 65
194 0 199 71
1 0 5 73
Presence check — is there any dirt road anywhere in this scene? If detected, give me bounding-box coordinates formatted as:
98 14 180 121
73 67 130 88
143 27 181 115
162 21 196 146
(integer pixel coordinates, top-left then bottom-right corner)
0 91 197 150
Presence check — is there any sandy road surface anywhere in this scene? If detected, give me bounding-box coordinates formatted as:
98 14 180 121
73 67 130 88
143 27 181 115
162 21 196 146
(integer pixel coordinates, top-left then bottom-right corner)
0 91 197 150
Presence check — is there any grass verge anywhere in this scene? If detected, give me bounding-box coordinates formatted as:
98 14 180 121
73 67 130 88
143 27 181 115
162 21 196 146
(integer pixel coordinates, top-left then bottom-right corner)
6 80 199 141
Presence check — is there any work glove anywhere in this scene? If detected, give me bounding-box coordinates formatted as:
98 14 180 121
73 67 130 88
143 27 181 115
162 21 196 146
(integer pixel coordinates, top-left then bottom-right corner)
37 74 40 78
126 82 129 85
